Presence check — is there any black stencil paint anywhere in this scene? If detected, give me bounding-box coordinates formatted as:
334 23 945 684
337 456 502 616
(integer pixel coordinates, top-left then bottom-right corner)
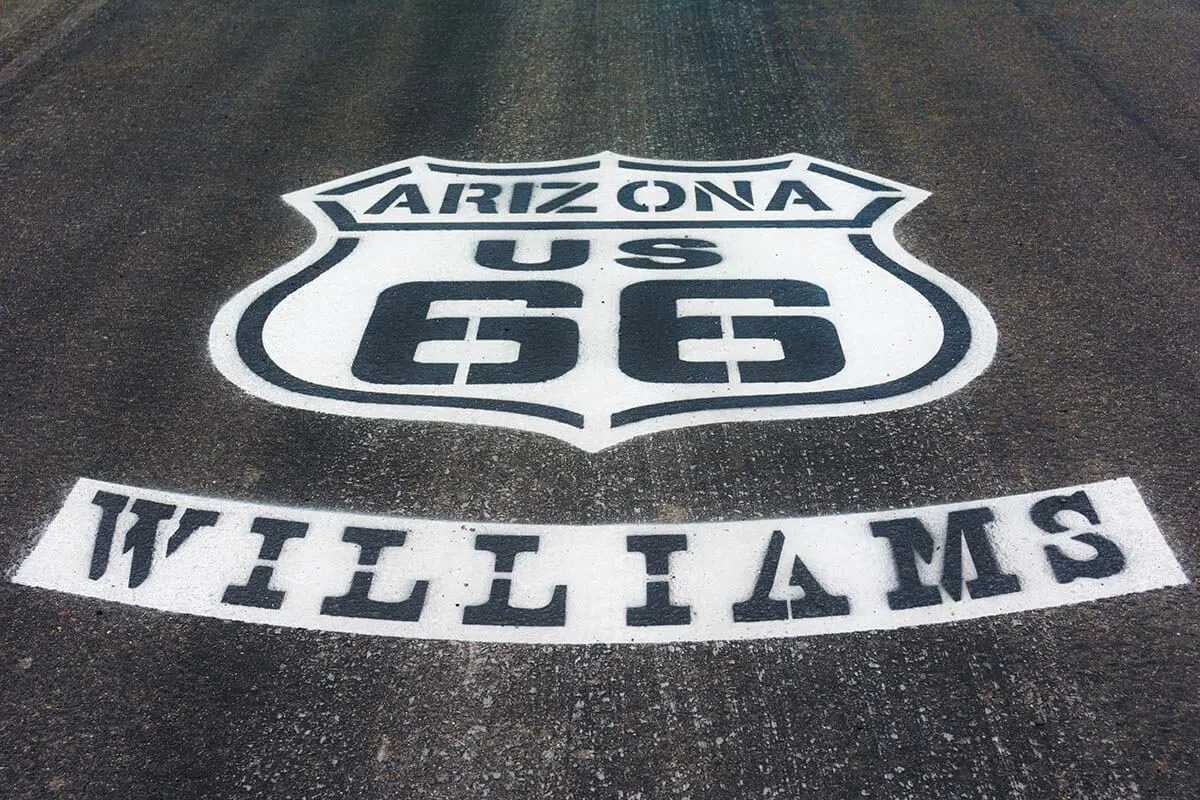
615 238 722 269
732 530 850 622
87 492 219 588
321 527 429 622
871 508 1021 611
626 534 692 626
462 535 567 627
618 279 843 384
353 281 583 386
1030 491 1127 583
474 239 591 271
222 518 309 610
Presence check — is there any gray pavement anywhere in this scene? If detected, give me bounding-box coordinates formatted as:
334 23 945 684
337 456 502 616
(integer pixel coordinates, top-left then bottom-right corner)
2 1 1199 798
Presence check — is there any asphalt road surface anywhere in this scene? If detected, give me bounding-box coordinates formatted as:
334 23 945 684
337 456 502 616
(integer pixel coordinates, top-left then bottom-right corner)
3 1 1200 798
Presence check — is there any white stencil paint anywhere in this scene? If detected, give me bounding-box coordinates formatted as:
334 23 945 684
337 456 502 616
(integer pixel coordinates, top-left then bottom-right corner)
12 478 1186 644
208 153 997 450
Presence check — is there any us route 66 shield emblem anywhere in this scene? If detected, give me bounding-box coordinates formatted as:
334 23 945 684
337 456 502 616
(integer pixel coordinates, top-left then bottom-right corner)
209 153 996 451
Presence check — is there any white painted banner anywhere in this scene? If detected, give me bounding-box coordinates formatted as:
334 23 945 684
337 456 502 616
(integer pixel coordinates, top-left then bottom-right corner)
11 477 1186 643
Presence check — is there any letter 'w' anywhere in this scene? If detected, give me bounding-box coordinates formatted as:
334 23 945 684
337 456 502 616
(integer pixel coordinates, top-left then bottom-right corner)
87 491 220 588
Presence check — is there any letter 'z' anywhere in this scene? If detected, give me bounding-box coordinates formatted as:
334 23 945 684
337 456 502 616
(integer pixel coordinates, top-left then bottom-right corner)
209 153 996 451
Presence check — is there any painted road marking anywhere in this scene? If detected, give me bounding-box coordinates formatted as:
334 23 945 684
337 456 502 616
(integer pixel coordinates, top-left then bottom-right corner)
13 477 1185 644
208 153 997 450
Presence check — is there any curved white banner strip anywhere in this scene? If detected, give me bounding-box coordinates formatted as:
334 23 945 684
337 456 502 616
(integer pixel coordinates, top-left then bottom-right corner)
12 477 1186 644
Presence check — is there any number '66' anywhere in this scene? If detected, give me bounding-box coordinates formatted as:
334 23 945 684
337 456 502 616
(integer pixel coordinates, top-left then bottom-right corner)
352 239 845 386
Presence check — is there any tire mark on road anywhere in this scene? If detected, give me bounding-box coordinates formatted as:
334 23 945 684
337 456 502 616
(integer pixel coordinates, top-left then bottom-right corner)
0 0 108 97
1013 0 1200 186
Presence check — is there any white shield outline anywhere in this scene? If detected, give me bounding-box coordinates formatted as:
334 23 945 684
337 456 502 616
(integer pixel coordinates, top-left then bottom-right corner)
209 152 997 451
